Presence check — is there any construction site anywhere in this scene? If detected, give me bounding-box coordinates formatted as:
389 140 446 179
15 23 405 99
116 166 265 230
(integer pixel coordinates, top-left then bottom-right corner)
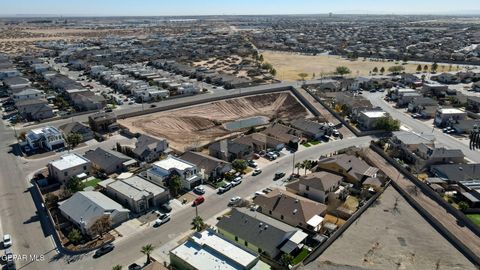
118 92 312 151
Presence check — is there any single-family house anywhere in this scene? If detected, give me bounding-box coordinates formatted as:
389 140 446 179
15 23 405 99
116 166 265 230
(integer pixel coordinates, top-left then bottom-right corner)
26 126 65 151
233 133 285 152
47 153 92 183
12 88 44 101
58 191 130 236
253 189 327 232
209 139 253 162
290 119 332 140
434 108 467 127
317 154 378 184
59 122 94 142
88 111 118 132
84 147 137 175
286 171 343 203
100 176 170 213
357 110 388 131
217 208 308 259
147 155 202 190
118 134 169 163
180 151 232 181
16 99 55 121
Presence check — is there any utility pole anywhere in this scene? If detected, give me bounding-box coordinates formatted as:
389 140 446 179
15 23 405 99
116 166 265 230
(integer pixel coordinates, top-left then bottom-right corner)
291 151 296 177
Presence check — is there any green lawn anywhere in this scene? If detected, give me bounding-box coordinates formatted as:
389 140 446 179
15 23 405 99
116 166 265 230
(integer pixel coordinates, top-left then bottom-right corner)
214 180 228 188
467 214 480 226
302 143 311 147
83 178 101 189
292 248 310 265
308 140 321 145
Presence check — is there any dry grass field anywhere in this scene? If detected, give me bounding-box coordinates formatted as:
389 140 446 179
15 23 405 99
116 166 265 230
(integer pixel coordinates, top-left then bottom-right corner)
303 186 477 270
119 92 311 151
262 50 463 81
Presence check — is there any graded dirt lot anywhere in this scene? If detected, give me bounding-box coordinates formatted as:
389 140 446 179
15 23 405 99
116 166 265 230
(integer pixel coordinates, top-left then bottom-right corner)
119 92 311 151
303 186 477 270
262 50 463 81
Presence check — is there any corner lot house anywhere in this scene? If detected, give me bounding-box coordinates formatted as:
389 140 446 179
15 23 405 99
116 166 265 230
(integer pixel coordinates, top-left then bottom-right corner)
100 176 170 213
357 110 388 131
216 208 308 259
59 191 130 236
84 147 138 175
59 122 94 142
48 153 92 184
286 171 343 203
147 155 202 190
118 134 169 162
26 126 65 151
170 230 266 270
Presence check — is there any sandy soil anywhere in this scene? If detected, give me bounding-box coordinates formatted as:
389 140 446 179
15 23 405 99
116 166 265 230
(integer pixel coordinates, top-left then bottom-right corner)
262 50 463 81
305 186 477 270
119 92 311 151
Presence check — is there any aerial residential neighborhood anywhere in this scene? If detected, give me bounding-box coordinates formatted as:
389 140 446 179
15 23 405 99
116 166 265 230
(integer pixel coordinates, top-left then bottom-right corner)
0 1 480 270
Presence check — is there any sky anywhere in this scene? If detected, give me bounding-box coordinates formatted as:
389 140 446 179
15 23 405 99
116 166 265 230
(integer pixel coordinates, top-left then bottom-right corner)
1 0 480 16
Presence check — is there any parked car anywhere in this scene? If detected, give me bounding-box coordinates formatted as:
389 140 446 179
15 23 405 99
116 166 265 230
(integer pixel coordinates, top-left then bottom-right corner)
154 213 171 227
93 243 114 258
3 234 12 248
194 186 205 194
262 188 273 194
231 178 242 187
252 168 262 176
128 263 142 270
218 183 232 194
161 203 172 213
254 191 265 196
192 196 205 206
274 172 286 180
228 196 242 206
150 104 157 108
247 160 258 168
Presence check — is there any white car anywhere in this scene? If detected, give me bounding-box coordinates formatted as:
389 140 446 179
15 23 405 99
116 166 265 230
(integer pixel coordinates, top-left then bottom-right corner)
228 196 242 206
154 213 171 227
255 190 265 196
194 186 205 194
3 234 12 248
231 178 242 186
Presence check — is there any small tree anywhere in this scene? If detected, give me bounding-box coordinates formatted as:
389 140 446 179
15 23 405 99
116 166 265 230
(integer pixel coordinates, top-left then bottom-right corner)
112 266 122 270
431 62 439 72
280 254 294 267
191 216 205 232
66 176 84 193
141 244 155 264
423 65 429 72
270 68 277 76
312 73 316 79
380 67 385 74
458 201 469 211
258 54 264 63
66 133 83 149
68 229 82 244
375 117 400 131
372 67 378 73
232 159 248 173
89 215 112 238
169 175 182 197
45 193 59 208
388 65 405 74
334 66 351 77
416 64 422 72
302 160 313 175
298 73 308 81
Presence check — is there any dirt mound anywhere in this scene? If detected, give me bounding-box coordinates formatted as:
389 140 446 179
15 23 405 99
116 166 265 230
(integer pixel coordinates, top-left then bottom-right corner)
119 92 311 151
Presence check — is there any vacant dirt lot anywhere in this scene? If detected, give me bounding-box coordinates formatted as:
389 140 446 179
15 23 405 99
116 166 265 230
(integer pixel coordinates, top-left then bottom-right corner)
304 186 477 270
262 50 463 80
119 92 311 151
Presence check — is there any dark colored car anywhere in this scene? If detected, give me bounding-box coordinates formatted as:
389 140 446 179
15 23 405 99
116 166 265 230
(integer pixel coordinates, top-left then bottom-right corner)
274 172 286 180
128 263 142 270
161 203 172 213
93 243 114 258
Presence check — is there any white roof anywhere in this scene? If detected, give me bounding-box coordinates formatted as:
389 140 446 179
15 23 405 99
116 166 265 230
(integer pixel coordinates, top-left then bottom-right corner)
307 215 324 227
50 153 90 170
362 111 387 118
153 155 195 171
438 108 465 114
171 230 258 270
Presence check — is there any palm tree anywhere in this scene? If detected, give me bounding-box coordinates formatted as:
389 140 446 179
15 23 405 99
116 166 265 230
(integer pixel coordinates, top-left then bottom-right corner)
294 162 302 175
112 265 122 270
302 160 312 175
191 216 205 232
141 244 155 264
